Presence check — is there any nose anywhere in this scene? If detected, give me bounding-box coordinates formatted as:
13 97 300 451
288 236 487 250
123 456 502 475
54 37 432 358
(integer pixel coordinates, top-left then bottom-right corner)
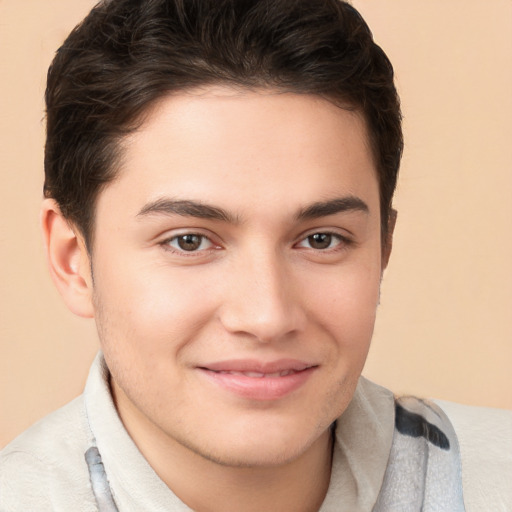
218 250 306 343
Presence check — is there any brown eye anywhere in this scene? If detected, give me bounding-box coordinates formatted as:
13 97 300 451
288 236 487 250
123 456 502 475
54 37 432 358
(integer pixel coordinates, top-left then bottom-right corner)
177 234 202 251
166 234 213 252
307 233 333 250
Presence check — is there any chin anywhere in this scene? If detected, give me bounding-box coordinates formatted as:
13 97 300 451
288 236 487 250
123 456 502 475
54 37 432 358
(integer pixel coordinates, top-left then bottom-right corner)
181 414 330 469
193 438 313 469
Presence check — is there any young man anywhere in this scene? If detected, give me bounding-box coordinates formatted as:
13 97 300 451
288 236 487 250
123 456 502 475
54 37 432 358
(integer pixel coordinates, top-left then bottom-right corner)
0 0 510 511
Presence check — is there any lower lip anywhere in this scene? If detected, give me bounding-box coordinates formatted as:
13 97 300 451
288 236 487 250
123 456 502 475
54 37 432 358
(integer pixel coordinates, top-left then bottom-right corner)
198 367 316 401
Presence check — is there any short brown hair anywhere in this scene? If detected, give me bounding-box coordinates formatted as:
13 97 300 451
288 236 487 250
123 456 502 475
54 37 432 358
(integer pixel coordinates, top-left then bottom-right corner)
44 0 403 249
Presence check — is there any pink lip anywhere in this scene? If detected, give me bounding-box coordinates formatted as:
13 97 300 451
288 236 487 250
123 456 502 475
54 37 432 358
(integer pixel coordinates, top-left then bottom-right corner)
197 359 317 401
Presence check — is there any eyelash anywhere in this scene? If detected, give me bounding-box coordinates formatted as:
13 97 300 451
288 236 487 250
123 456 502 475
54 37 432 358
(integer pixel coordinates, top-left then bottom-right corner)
161 233 219 255
160 230 353 256
295 232 352 251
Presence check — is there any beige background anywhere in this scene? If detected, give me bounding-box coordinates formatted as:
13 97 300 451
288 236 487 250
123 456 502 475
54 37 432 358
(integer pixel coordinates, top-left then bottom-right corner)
1 0 511 449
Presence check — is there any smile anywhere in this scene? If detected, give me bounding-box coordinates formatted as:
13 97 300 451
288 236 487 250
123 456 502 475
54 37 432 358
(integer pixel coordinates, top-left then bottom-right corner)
214 369 300 378
197 360 317 400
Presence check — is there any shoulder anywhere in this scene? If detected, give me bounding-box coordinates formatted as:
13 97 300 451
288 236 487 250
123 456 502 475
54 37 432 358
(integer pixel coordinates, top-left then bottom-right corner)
435 399 512 512
0 396 97 511
1 395 90 468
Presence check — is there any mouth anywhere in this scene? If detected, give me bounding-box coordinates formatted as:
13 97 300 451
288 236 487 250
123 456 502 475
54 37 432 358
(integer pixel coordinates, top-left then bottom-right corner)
213 369 303 378
196 360 317 400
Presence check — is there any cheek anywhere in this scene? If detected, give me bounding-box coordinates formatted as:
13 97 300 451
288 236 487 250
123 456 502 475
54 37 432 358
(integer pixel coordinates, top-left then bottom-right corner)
91 257 219 354
303 262 381 337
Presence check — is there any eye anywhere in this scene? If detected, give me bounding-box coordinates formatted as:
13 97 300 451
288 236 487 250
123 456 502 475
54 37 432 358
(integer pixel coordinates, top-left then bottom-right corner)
165 234 214 252
296 232 344 250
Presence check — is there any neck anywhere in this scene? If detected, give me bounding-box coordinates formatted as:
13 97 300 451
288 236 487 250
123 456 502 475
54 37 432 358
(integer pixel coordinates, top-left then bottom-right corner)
114 389 334 512
155 430 333 512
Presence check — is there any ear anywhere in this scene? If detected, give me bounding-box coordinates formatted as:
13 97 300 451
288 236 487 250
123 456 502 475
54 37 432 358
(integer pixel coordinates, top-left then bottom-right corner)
381 208 397 271
41 199 94 318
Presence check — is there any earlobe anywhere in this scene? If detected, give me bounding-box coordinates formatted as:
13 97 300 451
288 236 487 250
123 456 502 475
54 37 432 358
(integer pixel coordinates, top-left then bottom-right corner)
381 208 397 271
41 199 94 318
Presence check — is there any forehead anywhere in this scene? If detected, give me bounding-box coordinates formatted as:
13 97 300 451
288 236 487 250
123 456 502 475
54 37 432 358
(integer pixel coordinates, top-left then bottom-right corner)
99 87 378 222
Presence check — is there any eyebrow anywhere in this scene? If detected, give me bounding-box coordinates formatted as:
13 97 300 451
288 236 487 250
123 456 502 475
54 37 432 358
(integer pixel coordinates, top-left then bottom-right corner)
296 196 369 220
137 195 368 223
137 198 236 223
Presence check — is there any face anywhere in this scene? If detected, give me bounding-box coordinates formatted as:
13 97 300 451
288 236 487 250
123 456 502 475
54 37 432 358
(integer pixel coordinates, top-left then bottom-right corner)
88 87 384 468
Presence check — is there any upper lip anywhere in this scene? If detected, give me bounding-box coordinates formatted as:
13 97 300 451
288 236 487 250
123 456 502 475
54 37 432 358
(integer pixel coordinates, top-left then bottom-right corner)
198 359 316 374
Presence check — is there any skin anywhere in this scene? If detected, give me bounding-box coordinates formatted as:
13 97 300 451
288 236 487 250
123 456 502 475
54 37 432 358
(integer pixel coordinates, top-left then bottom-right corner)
42 87 392 512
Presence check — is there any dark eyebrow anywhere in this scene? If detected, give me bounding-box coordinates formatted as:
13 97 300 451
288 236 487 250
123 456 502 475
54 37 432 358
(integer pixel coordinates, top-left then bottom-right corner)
296 196 369 220
137 199 236 223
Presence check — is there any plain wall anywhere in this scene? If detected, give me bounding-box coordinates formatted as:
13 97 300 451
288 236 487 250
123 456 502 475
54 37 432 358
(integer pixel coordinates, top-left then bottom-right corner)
1 0 511 449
